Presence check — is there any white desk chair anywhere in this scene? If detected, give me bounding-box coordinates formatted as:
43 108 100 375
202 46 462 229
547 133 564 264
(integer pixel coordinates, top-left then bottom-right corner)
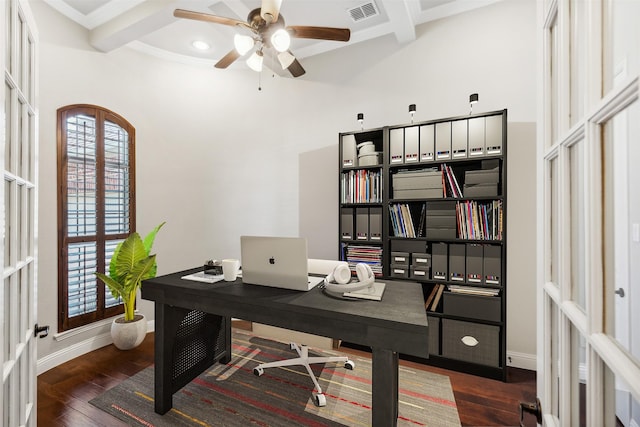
252 259 355 407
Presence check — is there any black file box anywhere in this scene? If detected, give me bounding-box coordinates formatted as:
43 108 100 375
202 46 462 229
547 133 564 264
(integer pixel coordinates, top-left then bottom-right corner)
483 244 502 285
442 319 500 367
431 243 448 280
369 207 382 241
412 252 431 268
410 266 430 280
448 244 465 282
443 292 501 322
463 183 498 197
465 243 484 284
355 207 369 241
390 264 409 278
391 251 410 266
340 208 354 240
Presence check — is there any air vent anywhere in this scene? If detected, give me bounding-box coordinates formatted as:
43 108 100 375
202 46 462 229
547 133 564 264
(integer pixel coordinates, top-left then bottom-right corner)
348 2 379 22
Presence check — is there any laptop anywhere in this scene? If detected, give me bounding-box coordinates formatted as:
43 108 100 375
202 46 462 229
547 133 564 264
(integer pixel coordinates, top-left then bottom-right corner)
240 236 324 291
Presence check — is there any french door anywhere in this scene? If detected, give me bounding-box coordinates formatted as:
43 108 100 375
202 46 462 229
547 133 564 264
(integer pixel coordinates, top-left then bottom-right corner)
1 0 39 425
537 0 640 425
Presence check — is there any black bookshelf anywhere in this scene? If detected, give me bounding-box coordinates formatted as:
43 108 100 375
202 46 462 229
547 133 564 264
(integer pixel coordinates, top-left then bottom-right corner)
338 110 508 381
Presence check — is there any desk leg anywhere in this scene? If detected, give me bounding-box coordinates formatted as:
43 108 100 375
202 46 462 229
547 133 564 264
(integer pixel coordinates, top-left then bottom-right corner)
371 348 399 427
154 302 176 415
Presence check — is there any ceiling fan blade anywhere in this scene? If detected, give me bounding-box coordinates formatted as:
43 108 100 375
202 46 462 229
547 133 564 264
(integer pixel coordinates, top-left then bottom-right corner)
287 58 306 78
174 9 246 27
215 49 241 69
287 26 351 42
261 0 282 23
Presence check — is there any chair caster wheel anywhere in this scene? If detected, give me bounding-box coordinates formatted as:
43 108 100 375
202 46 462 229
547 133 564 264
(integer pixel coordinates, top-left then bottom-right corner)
344 360 355 370
253 367 264 376
313 392 327 407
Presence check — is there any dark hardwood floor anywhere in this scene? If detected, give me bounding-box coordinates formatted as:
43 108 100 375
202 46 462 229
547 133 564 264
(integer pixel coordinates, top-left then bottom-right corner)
38 325 537 426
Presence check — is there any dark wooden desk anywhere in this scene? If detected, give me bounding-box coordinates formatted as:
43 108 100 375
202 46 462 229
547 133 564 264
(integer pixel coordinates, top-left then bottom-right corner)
141 267 428 427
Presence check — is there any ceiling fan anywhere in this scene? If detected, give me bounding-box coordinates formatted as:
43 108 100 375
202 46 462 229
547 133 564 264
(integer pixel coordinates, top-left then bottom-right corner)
174 0 351 77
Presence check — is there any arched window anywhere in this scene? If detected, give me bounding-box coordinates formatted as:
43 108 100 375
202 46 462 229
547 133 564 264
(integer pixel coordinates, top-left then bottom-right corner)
57 105 135 331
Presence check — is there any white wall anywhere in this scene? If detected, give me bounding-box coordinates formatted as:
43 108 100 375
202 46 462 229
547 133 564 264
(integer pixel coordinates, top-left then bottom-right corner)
32 0 538 369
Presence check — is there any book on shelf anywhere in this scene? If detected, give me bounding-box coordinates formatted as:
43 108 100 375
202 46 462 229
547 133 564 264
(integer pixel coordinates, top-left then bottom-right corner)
430 284 445 311
345 244 383 277
424 284 439 309
340 169 382 204
447 284 500 297
455 200 503 240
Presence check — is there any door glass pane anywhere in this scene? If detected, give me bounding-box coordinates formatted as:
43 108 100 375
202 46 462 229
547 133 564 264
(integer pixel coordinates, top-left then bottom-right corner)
571 327 587 427
550 297 560 418
602 99 640 365
604 0 640 95
5 82 11 172
549 18 559 146
570 141 586 310
4 180 10 267
549 157 559 285
5 0 11 75
3 278 9 360
569 0 586 126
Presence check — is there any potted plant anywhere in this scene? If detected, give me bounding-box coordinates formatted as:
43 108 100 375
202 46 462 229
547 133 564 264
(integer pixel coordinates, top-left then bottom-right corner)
95 222 165 350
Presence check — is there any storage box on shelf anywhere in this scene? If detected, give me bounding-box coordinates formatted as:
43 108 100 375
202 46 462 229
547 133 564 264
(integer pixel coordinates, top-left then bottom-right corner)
338 110 507 381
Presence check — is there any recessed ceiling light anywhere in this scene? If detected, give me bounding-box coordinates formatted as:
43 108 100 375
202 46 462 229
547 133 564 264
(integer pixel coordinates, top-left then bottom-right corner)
192 40 210 50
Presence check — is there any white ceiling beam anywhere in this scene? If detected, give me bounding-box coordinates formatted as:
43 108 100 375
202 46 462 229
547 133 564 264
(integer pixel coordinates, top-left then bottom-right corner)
90 0 180 52
381 0 416 44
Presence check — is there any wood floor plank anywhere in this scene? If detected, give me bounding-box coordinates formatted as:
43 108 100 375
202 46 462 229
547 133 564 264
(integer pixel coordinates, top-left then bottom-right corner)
37 329 537 426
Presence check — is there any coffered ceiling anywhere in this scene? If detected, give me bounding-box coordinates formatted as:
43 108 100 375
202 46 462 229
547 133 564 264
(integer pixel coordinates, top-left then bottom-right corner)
42 0 501 75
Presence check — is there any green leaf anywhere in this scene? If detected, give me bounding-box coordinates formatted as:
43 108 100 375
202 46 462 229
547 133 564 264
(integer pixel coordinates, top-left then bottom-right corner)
143 222 166 256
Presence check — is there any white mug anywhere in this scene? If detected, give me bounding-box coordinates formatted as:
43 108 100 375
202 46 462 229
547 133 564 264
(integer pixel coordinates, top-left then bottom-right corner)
222 259 240 281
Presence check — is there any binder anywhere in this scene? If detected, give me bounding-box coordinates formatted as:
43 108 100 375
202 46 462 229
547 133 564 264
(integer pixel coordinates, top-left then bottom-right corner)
404 126 419 163
431 243 448 280
451 119 468 159
340 208 354 240
435 121 451 160
468 117 485 157
390 128 404 164
448 243 465 282
342 134 357 167
465 243 484 284
419 124 435 162
485 114 503 155
355 207 369 241
369 207 382 241
483 244 502 285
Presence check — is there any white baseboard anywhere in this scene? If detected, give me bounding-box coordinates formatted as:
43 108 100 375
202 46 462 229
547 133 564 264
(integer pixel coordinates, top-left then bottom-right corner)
37 319 155 376
506 350 536 371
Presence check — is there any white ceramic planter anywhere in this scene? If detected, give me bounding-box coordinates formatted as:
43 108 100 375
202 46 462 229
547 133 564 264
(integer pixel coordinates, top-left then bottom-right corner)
111 314 147 350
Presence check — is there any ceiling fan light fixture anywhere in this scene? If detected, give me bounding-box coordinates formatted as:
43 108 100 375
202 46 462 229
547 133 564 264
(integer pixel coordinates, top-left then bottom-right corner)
277 51 295 69
261 0 283 23
246 50 264 72
234 34 254 55
271 28 291 52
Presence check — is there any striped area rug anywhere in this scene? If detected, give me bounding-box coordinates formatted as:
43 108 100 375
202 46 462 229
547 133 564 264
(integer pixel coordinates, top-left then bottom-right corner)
90 330 461 426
